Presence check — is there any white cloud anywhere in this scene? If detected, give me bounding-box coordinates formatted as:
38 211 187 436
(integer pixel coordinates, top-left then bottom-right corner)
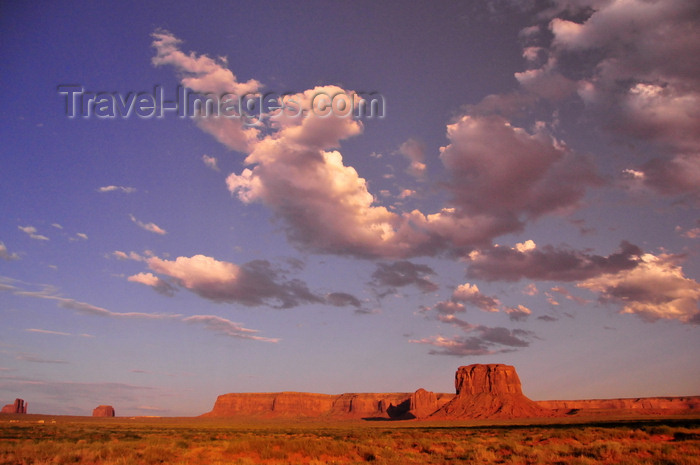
18 225 49 241
0 242 19 261
98 185 136 194
129 214 167 235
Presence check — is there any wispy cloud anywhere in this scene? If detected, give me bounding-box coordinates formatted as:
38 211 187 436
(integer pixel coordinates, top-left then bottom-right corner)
129 214 167 235
0 242 19 261
25 328 71 336
16 353 69 364
202 154 219 171
18 225 49 241
183 315 280 343
98 185 136 194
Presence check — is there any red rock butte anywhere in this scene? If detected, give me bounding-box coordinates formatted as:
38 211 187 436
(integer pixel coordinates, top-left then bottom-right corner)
92 405 116 417
431 364 555 419
202 363 699 420
0 399 27 414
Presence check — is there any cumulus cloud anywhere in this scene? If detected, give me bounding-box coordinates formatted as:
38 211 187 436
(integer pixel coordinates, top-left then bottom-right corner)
183 315 279 342
370 260 439 294
129 214 167 235
133 254 323 308
397 138 427 178
505 304 532 321
410 314 535 356
452 283 501 313
127 272 177 296
98 185 136 193
154 30 601 259
18 225 49 241
326 292 363 308
578 253 700 324
439 115 600 225
430 283 501 315
0 242 19 261
151 29 261 153
542 0 700 199
202 154 219 171
467 240 643 282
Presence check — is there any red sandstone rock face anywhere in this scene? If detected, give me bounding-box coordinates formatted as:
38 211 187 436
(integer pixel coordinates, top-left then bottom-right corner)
1 399 26 414
202 392 422 418
92 405 115 417
409 388 439 418
455 364 523 396
432 364 556 419
537 396 700 413
201 364 699 420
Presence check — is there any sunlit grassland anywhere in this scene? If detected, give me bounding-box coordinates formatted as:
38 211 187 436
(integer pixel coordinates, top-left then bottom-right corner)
1 415 698 464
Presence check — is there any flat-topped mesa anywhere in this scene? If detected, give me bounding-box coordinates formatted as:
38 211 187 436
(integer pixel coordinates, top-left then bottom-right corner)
455 364 523 396
432 364 556 419
92 405 115 417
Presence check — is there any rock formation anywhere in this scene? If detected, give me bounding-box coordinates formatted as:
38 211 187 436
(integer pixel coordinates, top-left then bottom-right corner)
431 364 556 419
1 398 27 414
202 364 699 420
92 405 115 417
537 396 700 413
202 392 432 419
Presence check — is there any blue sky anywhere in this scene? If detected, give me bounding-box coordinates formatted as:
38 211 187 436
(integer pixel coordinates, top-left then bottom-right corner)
1 0 698 416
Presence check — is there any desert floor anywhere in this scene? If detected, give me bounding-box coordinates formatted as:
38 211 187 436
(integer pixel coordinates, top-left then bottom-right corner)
1 414 698 464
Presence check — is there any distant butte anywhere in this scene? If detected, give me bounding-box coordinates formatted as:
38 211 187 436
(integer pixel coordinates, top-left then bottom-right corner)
0 398 27 414
92 405 116 417
202 364 700 420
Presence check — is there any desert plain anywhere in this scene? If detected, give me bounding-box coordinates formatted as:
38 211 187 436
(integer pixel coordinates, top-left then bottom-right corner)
1 364 698 464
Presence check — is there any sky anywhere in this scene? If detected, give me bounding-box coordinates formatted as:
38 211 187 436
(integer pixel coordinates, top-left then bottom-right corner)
1 0 698 417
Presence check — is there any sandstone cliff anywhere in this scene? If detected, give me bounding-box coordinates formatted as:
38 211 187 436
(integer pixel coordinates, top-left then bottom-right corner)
537 396 700 413
202 392 434 419
203 364 698 420
431 364 556 419
92 405 115 417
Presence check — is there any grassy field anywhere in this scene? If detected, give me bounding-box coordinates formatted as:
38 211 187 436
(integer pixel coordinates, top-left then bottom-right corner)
0 414 698 464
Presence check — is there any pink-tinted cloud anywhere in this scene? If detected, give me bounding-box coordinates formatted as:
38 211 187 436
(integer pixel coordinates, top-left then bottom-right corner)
140 255 323 308
578 253 700 324
543 0 700 199
397 138 426 178
154 31 603 259
129 214 166 235
183 315 279 343
410 314 535 356
439 114 600 223
452 283 501 313
127 272 177 296
151 30 261 153
370 260 439 294
505 304 532 321
467 240 642 282
202 154 220 171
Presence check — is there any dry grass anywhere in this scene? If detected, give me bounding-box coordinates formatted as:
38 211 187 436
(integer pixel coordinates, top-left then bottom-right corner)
0 415 698 464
